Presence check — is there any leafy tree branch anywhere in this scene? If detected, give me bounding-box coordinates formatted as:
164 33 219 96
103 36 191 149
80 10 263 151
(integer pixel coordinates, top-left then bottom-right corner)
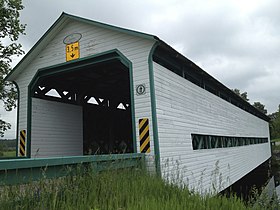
0 0 25 137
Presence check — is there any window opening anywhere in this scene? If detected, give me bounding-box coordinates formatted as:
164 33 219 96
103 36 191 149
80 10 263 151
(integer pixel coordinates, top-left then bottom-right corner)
45 89 61 98
191 134 268 150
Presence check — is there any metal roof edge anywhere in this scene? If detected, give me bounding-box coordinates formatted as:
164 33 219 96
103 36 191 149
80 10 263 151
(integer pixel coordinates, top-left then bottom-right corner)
63 12 158 41
153 40 270 122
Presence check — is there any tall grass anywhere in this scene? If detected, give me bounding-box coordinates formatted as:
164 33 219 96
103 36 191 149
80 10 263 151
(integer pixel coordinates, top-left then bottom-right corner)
0 166 276 210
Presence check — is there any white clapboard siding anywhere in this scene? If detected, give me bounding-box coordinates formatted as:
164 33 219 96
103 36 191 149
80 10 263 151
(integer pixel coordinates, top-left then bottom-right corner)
153 62 271 193
14 19 155 158
31 98 83 157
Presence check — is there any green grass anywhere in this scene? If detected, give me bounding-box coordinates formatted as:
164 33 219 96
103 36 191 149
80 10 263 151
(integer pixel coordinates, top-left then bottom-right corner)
271 138 280 142
2 151 16 157
0 167 276 210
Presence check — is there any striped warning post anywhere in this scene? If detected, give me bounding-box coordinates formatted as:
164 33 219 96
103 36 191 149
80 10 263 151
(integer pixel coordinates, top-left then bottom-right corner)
20 130 26 156
139 118 150 153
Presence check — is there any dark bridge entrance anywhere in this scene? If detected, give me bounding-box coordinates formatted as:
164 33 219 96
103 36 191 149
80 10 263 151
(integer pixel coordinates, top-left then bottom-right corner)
29 50 136 157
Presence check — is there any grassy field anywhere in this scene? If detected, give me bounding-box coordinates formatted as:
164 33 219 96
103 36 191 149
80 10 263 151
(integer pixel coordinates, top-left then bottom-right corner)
271 138 280 142
0 139 16 158
0 150 16 158
0 167 277 210
2 151 16 157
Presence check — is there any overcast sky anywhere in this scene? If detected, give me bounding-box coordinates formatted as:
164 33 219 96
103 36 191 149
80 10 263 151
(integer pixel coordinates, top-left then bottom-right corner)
1 0 280 138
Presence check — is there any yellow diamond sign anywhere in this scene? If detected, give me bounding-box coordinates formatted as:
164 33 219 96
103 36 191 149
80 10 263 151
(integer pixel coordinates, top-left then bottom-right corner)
66 42 80 61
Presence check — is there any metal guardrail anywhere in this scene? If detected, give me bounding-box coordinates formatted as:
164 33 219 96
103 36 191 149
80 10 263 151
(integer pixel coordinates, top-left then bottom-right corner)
0 153 145 185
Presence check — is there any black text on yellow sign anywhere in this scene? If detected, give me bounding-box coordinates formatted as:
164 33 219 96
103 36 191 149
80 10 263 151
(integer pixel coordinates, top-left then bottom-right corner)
66 42 80 61
20 129 26 156
139 118 151 153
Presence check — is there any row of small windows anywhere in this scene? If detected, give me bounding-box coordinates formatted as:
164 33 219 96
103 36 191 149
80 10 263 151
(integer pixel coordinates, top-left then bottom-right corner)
192 134 268 150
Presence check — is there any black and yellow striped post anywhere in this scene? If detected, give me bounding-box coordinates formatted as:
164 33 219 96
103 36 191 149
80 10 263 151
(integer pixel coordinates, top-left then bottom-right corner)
139 118 151 153
19 130 26 156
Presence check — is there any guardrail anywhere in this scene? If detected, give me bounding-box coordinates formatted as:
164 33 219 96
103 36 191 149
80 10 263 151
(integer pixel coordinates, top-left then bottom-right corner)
0 153 145 185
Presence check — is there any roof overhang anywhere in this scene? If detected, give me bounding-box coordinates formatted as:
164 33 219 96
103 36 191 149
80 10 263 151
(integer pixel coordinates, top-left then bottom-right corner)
152 41 270 122
5 12 159 82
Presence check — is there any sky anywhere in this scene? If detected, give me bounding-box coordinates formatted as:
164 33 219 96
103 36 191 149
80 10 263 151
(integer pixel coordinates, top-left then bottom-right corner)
1 0 280 138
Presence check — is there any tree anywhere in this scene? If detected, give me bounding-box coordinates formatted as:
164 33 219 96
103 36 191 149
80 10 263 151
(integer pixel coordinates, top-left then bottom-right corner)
233 88 269 115
269 105 280 139
252 102 267 115
232 88 249 102
0 0 25 137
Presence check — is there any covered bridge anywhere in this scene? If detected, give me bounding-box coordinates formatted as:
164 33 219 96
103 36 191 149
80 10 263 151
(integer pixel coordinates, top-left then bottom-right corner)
5 13 271 193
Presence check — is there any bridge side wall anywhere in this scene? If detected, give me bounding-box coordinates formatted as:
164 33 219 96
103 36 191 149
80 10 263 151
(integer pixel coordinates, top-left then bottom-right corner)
153 62 271 193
